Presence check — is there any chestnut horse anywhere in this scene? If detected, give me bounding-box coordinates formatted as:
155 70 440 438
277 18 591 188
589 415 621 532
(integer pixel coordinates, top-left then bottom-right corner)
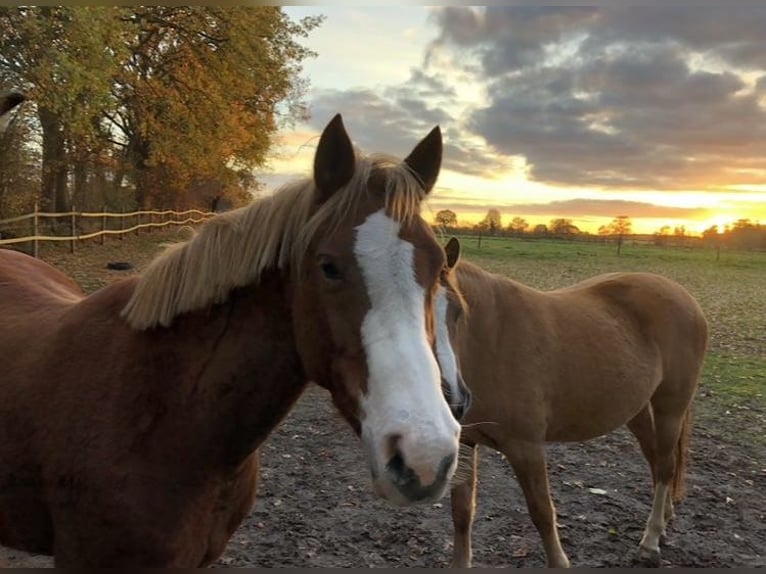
440 238 708 568
0 115 470 567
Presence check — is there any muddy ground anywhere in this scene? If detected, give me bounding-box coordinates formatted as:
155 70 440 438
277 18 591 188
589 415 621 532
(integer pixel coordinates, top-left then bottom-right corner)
1 371 764 569
213 386 765 568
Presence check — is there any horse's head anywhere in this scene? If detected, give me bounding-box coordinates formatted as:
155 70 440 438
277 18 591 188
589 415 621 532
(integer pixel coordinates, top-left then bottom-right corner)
0 92 25 135
293 114 462 506
435 237 472 421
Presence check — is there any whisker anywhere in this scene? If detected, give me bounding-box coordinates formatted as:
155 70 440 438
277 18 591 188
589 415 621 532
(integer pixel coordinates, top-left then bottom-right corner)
460 421 500 428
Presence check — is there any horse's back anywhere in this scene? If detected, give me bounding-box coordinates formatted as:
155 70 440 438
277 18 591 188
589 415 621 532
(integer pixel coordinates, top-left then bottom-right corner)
555 271 707 420
0 249 84 309
571 272 708 357
0 249 85 388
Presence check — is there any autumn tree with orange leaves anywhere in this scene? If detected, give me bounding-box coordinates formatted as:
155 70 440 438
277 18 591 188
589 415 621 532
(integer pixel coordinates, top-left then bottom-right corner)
0 7 321 214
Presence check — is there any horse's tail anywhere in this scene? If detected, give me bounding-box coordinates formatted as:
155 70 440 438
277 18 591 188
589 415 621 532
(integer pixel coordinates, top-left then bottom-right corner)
672 405 693 501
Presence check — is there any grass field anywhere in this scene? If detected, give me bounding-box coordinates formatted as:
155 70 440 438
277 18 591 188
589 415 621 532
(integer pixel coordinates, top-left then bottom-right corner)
32 228 766 445
445 233 766 444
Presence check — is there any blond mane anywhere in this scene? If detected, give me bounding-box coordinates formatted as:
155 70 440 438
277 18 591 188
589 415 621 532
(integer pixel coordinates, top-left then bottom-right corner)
121 153 428 330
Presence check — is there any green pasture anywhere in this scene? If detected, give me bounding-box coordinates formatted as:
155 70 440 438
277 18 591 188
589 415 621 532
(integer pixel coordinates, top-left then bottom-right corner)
445 233 766 445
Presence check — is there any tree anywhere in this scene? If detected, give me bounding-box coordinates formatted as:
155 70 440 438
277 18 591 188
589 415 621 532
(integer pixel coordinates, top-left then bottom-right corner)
0 7 321 211
701 224 722 259
508 216 529 236
653 225 671 246
732 218 753 231
434 209 457 228
549 218 579 237
727 219 762 250
0 7 127 211
477 208 502 235
532 223 548 236
112 7 322 208
598 215 632 255
701 225 719 242
0 101 40 219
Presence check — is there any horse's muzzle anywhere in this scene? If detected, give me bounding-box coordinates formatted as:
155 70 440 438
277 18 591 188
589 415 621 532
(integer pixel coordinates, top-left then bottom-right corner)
385 450 455 503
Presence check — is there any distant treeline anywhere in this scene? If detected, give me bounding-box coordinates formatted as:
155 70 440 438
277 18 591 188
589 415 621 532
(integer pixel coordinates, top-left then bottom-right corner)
432 208 765 252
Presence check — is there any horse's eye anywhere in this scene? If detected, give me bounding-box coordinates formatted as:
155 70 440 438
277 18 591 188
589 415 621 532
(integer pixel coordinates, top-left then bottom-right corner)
320 260 342 281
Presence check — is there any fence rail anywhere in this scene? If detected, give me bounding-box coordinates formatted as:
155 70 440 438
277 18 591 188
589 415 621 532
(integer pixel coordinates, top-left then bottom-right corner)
0 205 214 257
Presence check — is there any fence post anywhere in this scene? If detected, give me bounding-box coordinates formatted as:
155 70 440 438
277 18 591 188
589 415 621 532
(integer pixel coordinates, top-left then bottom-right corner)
101 205 106 245
70 204 76 254
119 207 124 240
136 210 140 237
33 201 39 258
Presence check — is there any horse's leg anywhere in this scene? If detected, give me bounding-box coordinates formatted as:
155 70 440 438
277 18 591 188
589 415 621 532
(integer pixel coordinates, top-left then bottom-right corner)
626 405 676 533
638 402 691 564
626 405 670 530
450 444 478 568
502 441 570 568
626 404 656 480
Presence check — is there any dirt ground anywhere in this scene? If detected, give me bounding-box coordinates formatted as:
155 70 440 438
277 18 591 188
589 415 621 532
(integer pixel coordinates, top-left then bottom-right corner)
1 234 764 567
8 385 761 569
218 386 766 568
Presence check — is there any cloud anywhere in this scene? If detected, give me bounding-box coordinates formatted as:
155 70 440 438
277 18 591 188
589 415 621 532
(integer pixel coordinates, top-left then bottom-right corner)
306 87 447 159
427 196 709 220
431 7 599 74
306 76 513 177
500 198 707 219
429 6 766 192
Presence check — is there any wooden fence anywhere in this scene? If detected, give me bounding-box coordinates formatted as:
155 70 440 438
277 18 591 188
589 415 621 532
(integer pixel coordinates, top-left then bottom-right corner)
0 204 214 257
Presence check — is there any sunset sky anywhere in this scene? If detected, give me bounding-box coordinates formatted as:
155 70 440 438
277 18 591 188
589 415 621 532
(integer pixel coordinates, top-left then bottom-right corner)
259 6 766 235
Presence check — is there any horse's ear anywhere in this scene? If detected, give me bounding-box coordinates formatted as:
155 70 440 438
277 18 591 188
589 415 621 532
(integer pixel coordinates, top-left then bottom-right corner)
314 113 355 204
444 237 460 270
0 92 25 117
404 125 442 194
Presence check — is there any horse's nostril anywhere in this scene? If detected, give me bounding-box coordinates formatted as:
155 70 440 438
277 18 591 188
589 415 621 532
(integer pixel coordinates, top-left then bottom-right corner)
386 449 417 488
385 433 403 461
384 446 453 502
387 451 406 478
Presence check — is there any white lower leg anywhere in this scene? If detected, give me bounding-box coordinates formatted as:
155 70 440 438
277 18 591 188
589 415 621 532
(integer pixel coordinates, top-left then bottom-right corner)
640 482 670 559
543 532 570 568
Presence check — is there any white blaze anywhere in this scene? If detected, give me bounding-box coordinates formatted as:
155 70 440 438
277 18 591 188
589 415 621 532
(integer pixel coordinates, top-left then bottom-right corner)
434 286 461 401
354 209 459 495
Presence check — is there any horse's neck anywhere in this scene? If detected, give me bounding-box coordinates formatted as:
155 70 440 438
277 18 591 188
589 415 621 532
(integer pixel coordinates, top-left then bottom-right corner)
459 260 529 301
456 261 532 341
189 273 308 466
457 261 503 309
102 272 308 470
